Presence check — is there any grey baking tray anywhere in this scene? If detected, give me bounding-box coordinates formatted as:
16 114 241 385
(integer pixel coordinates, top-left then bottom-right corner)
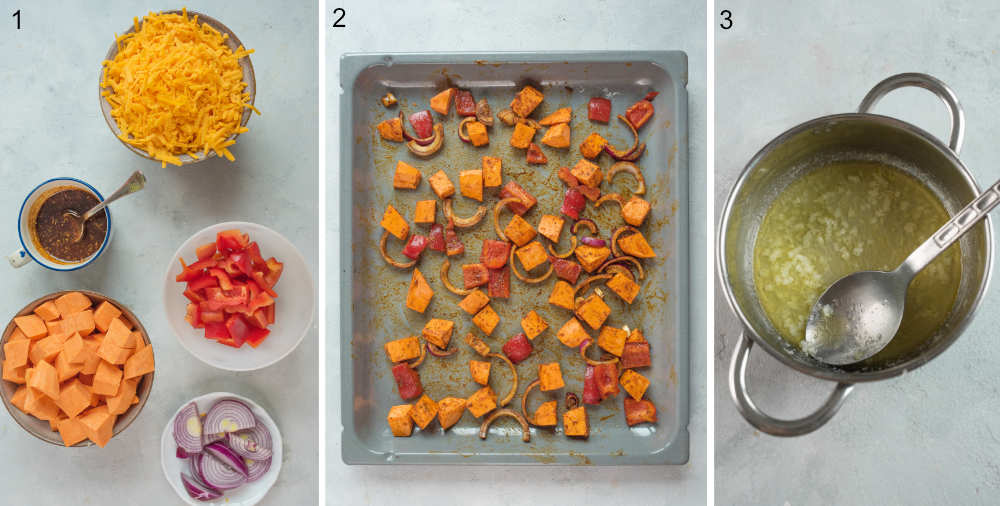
339 51 689 465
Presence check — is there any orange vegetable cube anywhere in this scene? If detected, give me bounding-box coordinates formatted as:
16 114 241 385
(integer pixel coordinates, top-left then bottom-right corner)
576 294 611 330
10 386 26 411
622 196 651 226
54 292 91 317
459 169 484 201
509 122 536 149
24 387 60 420
13 314 47 340
472 305 500 336
93 301 122 333
33 301 61 322
520 310 548 340
91 360 122 396
437 397 467 430
537 215 564 243
384 336 422 363
539 107 572 126
422 319 455 349
430 87 456 115
515 241 548 272
619 232 656 258
541 123 571 148
469 360 491 385
597 326 628 357
548 281 576 310
28 359 60 399
533 400 558 426
2 359 25 384
428 170 456 199
464 333 491 357
628 328 647 343
54 350 84 382
4 338 30 368
64 310 96 336
503 214 537 247
377 117 404 142
538 362 565 391
79 338 102 375
467 386 497 418
8 328 27 341
510 85 544 117
607 272 640 304
556 317 589 348
571 159 602 188
57 417 89 447
106 377 139 415
29 333 65 365
563 406 589 437
393 160 422 189
467 121 489 146
97 332 132 366
414 200 436 225
458 289 490 315
55 378 92 418
482 156 502 187
78 405 116 448
380 204 410 241
387 404 414 437
620 369 650 401
409 394 438 430
575 244 611 273
579 132 607 159
405 268 434 313
123 344 154 380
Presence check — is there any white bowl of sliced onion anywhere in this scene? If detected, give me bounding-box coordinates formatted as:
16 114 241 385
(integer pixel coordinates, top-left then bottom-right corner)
161 392 282 505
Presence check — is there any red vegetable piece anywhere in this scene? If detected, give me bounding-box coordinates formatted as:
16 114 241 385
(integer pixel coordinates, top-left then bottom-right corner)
552 258 582 284
391 363 423 401
588 97 612 123
526 143 547 164
462 263 490 289
207 268 234 291
263 258 283 288
196 243 217 260
183 289 204 304
487 265 510 298
455 90 476 117
621 342 651 369
265 304 275 325
560 187 586 220
248 309 269 329
445 222 465 256
557 166 579 187
401 234 429 260
175 259 203 283
228 252 252 276
428 223 446 252
625 100 654 129
201 310 224 324
480 240 510 269
185 303 204 329
502 333 533 364
246 242 266 269
216 230 249 252
499 181 537 215
220 314 249 348
187 275 218 292
204 322 228 340
245 328 271 348
408 110 435 139
577 184 601 202
593 362 620 400
624 398 657 426
643 91 659 101
583 365 601 405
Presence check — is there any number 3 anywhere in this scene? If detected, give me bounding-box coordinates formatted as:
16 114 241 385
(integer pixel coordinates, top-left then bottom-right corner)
720 9 732 30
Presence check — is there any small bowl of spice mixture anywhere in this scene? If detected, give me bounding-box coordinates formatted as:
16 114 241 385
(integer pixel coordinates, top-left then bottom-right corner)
8 178 111 271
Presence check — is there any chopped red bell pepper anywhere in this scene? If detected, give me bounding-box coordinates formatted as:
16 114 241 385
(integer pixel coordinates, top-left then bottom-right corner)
248 309 269 329
487 265 510 298
643 91 659 101
207 268 234 291
245 328 271 348
480 240 510 269
588 97 612 123
249 292 275 313
187 275 218 292
216 229 249 252
552 258 582 284
200 310 225 324
624 398 657 426
499 180 537 215
593 362 620 400
204 322 229 340
428 223 446 252
445 222 464 256
185 303 204 329
175 258 203 283
263 258 283 287
265 303 275 324
228 252 253 276
583 365 601 405
526 143 547 164
561 187 586 220
502 333 533 364
221 314 250 348
401 234 429 260
408 110 434 139
196 242 217 260
391 363 423 401
462 263 490 289
183 289 204 304
625 99 655 129
455 90 476 117
621 342 651 369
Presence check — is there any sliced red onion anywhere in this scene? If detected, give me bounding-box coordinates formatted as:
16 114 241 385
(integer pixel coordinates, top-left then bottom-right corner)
181 472 222 501
173 402 203 454
191 452 206 484
200 448 248 490
246 457 272 483
204 442 249 478
176 447 190 459
580 236 607 247
204 399 256 434
228 432 273 460
203 431 224 445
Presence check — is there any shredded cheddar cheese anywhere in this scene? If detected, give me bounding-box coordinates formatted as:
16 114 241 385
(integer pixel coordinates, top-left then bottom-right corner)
100 9 259 167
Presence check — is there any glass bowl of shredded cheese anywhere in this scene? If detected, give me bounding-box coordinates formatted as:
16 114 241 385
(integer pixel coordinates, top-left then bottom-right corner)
99 9 259 168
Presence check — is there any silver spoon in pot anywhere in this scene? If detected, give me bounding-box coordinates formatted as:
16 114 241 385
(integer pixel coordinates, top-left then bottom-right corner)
64 170 147 242
805 179 1000 365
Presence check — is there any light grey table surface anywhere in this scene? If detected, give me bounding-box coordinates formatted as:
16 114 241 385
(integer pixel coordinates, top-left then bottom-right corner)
715 1 1000 504
0 1 318 504
326 0 706 504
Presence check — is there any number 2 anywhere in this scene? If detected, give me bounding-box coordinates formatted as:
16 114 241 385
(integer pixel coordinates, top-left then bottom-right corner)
13 9 20 30
720 9 732 30
332 8 346 28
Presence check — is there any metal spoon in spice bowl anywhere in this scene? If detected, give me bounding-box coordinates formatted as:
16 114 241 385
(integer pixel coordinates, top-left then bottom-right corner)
64 170 146 242
805 179 1000 365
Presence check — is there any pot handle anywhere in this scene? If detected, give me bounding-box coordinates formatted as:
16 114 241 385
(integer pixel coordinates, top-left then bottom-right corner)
857 72 965 154
729 332 855 436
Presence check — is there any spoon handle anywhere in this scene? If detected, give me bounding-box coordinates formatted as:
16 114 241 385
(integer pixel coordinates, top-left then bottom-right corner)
83 171 147 220
899 178 1000 277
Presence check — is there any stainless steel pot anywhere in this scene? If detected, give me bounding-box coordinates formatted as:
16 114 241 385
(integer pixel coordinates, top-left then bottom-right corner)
718 73 994 436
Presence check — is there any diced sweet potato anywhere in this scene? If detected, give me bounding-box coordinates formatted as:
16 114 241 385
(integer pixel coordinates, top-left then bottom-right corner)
537 214 564 243
556 317 589 348
510 122 536 149
393 160 422 189
9 385 26 411
422 319 455 349
515 241 548 272
406 268 434 313
510 85 544 117
499 181 537 215
533 401 558 426
80 338 102 375
28 359 60 399
55 378 92 419
472 305 500 336
607 272 640 304
563 406 589 437
430 88 456 115
384 336 422 363
438 397 467 430
458 289 490 315
619 231 656 258
380 204 409 240
504 215 537 247
538 107 572 126
54 292 91 318
538 362 565 391
597 326 628 357
628 328 647 343
482 156 502 187
8 328 27 341
2 359 25 384
469 360 491 385
24 386 60 420
467 386 497 418
54 350 84 382
123 344 153 380
541 123 571 148
624 398 657 426
575 244 611 273
488 265 511 299
576 294 611 330
377 117 404 142
621 342 651 369
33 301 61 322
29 333 65 366
4 339 29 368
467 121 489 146
579 132 607 159
91 360 122 396
571 159 603 188
620 369 650 401
13 314 47 340
388 404 414 436
57 417 88 447
480 239 510 269
520 310 548 340
93 301 122 333
106 377 139 416
622 196 651 226
409 394 439 430
462 263 490 289
459 170 484 201
414 200 436 225
548 280 576 310
428 169 456 199
64 310 96 336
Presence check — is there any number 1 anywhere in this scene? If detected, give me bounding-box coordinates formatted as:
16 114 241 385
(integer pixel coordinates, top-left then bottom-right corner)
13 9 20 30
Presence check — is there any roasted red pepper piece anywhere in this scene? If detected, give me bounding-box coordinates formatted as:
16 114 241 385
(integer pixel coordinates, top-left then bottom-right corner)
455 90 476 116
588 97 612 123
551 258 582 284
245 327 271 348
643 91 659 101
624 398 658 426
480 239 510 269
560 187 586 220
526 143 547 164
462 263 490 289
578 184 601 202
196 242 217 260
557 166 579 187
499 180 537 215
445 222 465 256
391 363 423 401
502 333 533 364
593 362 620 400
427 223 446 252
625 99 655 129
401 234 429 260
487 265 510 298
583 365 601 405
621 342 651 369
408 110 435 138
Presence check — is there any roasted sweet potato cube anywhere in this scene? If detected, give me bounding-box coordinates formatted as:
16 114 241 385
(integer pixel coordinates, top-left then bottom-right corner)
469 359 491 385
510 85 544 117
472 305 500 336
563 406 589 437
500 180 537 215
515 241 548 272
627 328 647 343
575 244 611 273
607 272 640 304
414 200 436 225
437 397 467 430
539 107 572 126
537 214 564 243
597 326 628 357
459 170 484 201
541 123 571 148
538 362 565 391
576 294 611 330
380 204 409 240
579 132 607 159
33 301 61 322
622 196 651 226
458 289 490 315
384 336 422 363
620 369 650 401
520 310 548 340
377 117 404 142
406 268 434 313
510 122 537 149
624 398 658 426
462 263 490 289
464 333 492 357
622 342 652 369
482 156 502 187
422 319 455 349
548 281 576 310
556 317 589 348
428 170 456 199
533 400 558 426
387 404 414 436
393 160 422 189
409 394 439 430
430 87 456 115
467 386 498 418
13 315 47 340
571 159 602 188
504 215 537 247
619 232 656 258
467 121 489 146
